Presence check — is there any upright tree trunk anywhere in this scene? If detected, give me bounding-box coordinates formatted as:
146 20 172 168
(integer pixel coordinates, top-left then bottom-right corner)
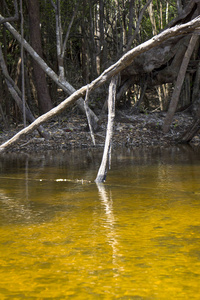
1 13 99 131
148 1 157 35
99 0 106 70
95 76 118 183
28 0 53 114
20 0 26 127
0 17 200 153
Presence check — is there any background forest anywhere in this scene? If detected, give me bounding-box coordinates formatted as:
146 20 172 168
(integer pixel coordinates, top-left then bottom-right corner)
0 0 200 142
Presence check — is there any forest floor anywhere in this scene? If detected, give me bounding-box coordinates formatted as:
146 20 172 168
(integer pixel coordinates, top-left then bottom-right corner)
0 109 199 153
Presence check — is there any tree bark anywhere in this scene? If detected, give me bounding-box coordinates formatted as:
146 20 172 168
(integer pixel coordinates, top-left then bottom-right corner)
162 34 199 133
126 0 152 52
191 61 200 116
95 76 118 183
20 0 26 127
0 46 49 139
0 17 200 153
179 118 200 143
28 0 53 114
0 12 99 131
148 1 157 35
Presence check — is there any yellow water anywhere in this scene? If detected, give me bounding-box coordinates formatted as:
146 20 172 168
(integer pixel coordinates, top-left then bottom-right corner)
0 147 200 299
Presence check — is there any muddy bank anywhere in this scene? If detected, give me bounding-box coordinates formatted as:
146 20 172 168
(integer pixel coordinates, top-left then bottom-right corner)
0 111 199 153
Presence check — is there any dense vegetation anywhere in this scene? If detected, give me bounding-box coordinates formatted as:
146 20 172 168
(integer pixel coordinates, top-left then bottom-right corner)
0 1 178 121
0 0 199 143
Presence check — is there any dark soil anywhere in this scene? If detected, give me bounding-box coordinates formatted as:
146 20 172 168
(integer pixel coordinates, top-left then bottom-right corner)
0 110 199 153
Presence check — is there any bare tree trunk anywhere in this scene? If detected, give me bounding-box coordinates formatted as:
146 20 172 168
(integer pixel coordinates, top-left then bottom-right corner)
162 34 199 133
99 0 106 70
191 60 200 115
84 86 96 145
0 13 99 131
50 0 64 79
20 0 26 127
0 71 8 128
0 46 49 139
133 78 147 113
50 0 78 81
127 0 134 47
95 76 118 183
0 17 199 153
166 1 169 23
126 0 152 51
177 0 183 15
148 1 157 35
179 117 200 143
28 0 53 114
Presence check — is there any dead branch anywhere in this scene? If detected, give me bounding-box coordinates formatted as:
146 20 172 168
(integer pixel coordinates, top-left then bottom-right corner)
0 46 49 139
0 13 99 130
0 16 200 153
162 34 199 133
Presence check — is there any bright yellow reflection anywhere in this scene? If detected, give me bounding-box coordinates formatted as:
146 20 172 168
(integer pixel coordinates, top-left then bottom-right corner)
0 161 200 299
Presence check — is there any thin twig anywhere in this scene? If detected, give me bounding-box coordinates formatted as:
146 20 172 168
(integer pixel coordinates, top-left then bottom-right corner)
84 85 96 145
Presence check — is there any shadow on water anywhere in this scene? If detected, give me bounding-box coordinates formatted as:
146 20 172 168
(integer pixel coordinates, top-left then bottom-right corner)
0 145 200 298
0 144 200 226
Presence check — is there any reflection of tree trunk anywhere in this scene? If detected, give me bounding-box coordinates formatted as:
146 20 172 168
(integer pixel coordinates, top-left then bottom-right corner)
162 34 199 133
28 0 53 114
96 183 120 264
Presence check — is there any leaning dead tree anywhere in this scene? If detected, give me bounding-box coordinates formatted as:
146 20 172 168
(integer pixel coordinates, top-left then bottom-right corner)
119 0 200 134
0 12 99 131
0 17 200 155
0 46 49 139
162 33 199 133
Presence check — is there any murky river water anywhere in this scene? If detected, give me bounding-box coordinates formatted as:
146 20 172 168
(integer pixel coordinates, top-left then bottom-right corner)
0 145 200 299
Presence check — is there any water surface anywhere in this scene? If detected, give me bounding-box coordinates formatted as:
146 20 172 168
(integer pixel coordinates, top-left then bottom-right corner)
0 146 200 299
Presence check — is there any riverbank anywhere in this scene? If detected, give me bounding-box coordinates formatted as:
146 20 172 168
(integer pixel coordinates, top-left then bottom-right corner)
0 110 199 153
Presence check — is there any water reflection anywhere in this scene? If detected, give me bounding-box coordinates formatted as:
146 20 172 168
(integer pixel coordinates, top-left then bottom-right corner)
96 183 122 275
0 146 200 298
